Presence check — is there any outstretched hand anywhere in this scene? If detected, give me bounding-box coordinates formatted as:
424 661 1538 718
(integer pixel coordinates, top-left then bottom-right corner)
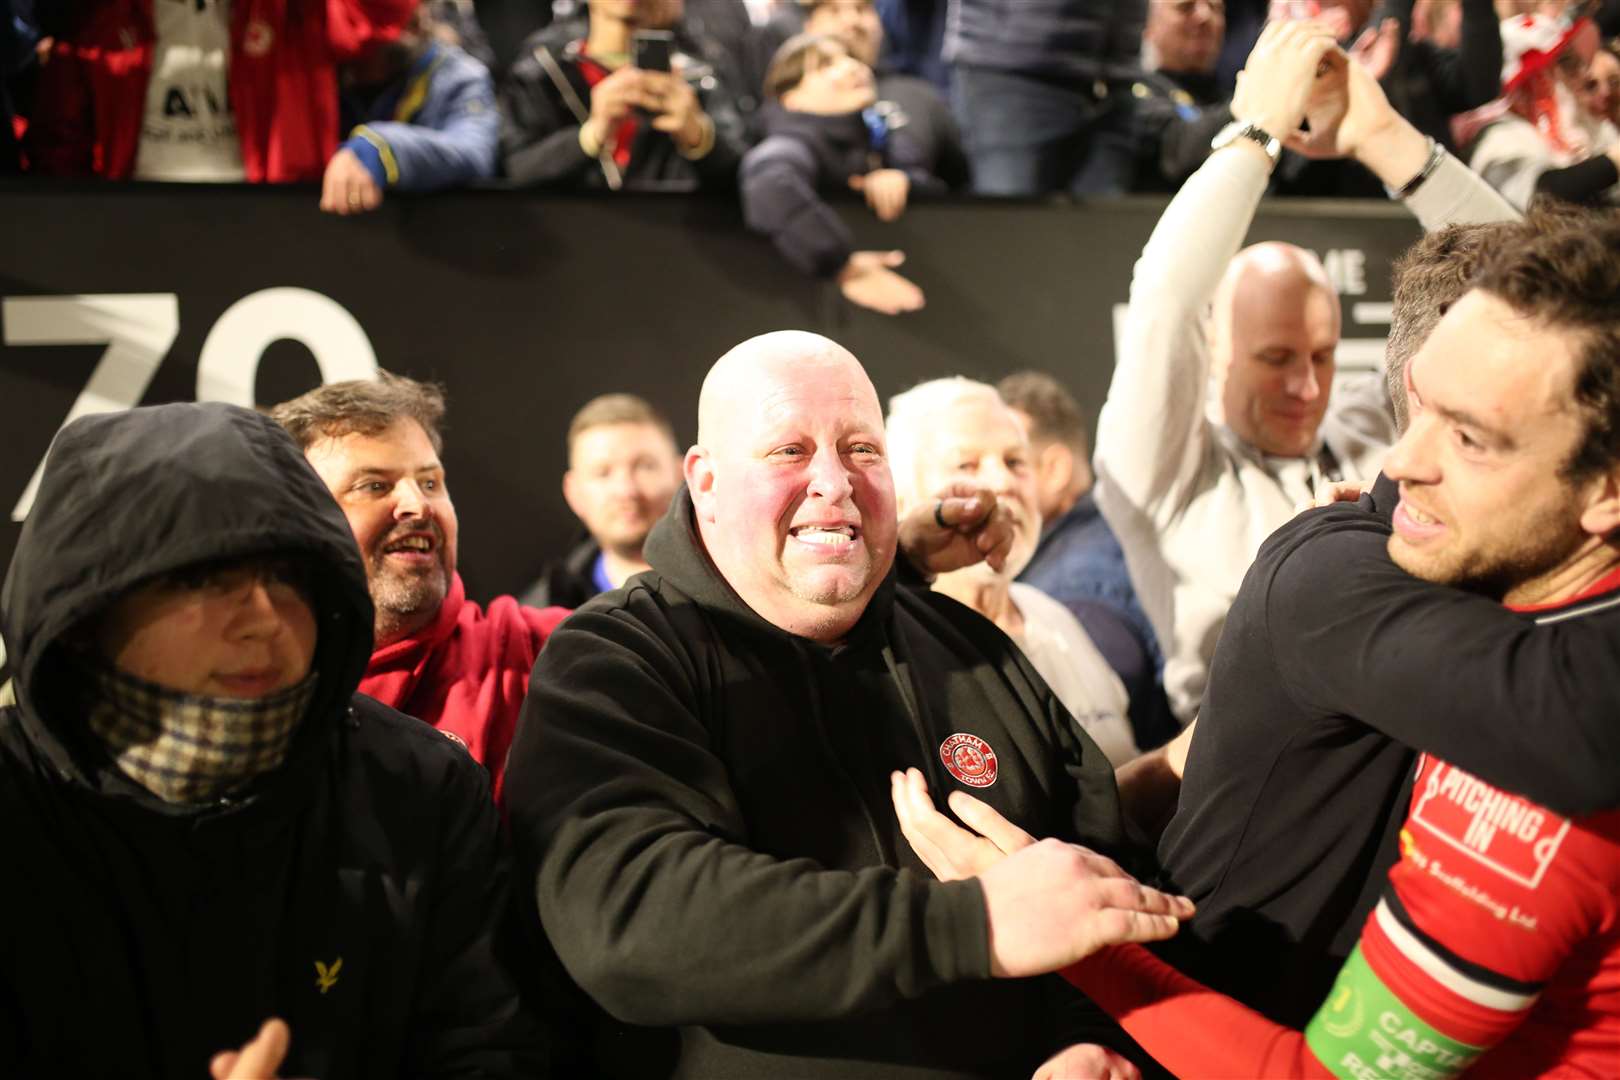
209 1018 289 1080
979 839 1195 977
838 250 925 315
889 767 1195 977
896 483 1015 577
891 767 1034 880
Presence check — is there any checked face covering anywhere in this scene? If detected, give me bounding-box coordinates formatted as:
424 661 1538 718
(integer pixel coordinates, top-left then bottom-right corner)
85 661 316 805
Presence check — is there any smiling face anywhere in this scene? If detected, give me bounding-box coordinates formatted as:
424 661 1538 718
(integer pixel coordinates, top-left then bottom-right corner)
1384 290 1597 602
96 557 318 699
303 419 459 647
688 335 897 642
780 40 878 115
1216 245 1341 458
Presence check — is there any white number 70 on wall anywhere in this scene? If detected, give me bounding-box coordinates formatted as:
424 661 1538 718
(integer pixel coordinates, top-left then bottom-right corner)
4 288 378 522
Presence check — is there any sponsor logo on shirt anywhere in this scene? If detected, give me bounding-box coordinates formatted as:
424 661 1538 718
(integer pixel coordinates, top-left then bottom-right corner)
939 733 998 789
1411 759 1570 891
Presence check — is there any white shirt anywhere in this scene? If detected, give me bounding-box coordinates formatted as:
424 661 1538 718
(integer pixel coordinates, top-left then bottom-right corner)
135 0 245 182
1009 582 1138 768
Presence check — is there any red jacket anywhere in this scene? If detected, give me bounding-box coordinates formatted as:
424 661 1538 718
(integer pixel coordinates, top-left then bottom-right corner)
28 0 405 180
359 574 570 804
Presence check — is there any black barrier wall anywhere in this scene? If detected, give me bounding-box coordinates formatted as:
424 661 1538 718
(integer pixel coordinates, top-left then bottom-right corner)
0 182 1420 612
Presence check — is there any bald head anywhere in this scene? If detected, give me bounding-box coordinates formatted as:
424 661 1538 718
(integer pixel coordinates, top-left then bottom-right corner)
686 331 896 642
1210 242 1342 458
1213 243 1337 336
697 331 877 449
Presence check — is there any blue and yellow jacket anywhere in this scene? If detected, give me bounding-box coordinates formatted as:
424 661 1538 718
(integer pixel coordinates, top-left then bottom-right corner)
342 41 498 192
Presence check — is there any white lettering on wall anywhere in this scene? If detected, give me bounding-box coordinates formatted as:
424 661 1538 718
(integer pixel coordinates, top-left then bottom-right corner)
5 294 179 521
196 287 376 406
7 289 376 522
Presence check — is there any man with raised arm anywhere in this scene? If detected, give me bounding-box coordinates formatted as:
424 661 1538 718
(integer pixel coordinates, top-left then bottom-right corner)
1093 15 1517 728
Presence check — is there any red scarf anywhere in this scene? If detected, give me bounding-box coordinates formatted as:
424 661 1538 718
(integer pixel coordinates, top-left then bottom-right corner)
359 573 570 804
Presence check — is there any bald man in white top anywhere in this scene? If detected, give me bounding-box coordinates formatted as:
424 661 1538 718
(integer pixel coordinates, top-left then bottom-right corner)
1093 20 1519 729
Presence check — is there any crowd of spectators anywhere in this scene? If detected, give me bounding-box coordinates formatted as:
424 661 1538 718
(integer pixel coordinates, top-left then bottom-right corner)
4 0 1620 310
6 8 1620 1078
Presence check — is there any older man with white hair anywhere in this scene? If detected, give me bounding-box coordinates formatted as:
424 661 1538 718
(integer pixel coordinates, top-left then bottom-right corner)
886 377 1138 766
503 330 1193 1079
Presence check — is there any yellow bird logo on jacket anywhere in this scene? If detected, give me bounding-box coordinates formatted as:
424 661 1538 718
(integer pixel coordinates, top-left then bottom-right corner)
314 958 343 995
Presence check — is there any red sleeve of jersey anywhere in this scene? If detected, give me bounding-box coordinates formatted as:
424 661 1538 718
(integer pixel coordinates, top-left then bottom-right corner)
1064 758 1620 1080
1063 945 1334 1079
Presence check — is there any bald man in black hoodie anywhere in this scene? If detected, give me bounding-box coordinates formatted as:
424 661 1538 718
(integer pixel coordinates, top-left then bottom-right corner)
505 330 1194 1079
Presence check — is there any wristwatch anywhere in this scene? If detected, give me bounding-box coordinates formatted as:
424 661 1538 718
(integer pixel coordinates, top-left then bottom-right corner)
1211 120 1282 167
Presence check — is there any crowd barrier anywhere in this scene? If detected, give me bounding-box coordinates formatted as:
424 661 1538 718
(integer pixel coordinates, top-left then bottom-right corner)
0 180 1421 606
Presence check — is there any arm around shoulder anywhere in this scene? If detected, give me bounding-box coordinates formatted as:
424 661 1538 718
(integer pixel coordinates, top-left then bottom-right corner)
1265 512 1620 816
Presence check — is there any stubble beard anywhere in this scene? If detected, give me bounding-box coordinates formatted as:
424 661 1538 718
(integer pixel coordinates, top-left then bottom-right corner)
368 556 449 642
1388 508 1588 602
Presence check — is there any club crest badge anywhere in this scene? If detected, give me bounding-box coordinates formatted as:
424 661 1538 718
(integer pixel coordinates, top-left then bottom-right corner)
242 20 274 58
939 733 998 789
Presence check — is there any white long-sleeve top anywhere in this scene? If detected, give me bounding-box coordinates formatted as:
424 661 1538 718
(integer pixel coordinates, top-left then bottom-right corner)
1093 146 1518 724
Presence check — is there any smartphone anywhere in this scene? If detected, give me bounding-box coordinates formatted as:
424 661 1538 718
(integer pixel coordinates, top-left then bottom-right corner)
631 30 674 73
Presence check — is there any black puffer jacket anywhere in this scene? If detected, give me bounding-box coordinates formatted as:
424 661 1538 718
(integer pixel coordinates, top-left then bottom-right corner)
741 99 954 278
505 486 1138 1079
519 535 602 610
0 403 541 1079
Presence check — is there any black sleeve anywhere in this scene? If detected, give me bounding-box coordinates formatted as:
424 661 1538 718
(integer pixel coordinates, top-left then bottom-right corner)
1533 154 1620 205
922 93 971 191
407 750 547 1078
688 78 749 190
882 79 971 191
1158 101 1231 188
502 602 990 1028
1429 0 1506 112
498 55 595 185
1598 0 1620 37
740 136 856 278
1264 501 1620 817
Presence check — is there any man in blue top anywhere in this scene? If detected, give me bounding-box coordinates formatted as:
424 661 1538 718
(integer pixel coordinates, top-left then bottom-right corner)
321 0 498 216
999 370 1178 753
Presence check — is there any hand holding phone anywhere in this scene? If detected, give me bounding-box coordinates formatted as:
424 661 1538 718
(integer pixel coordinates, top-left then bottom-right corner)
631 29 674 73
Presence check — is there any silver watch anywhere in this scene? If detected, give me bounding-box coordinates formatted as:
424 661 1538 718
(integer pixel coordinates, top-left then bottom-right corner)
1211 120 1282 166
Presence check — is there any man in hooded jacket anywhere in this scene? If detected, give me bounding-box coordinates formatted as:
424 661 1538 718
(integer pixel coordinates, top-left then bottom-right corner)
0 402 540 1078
